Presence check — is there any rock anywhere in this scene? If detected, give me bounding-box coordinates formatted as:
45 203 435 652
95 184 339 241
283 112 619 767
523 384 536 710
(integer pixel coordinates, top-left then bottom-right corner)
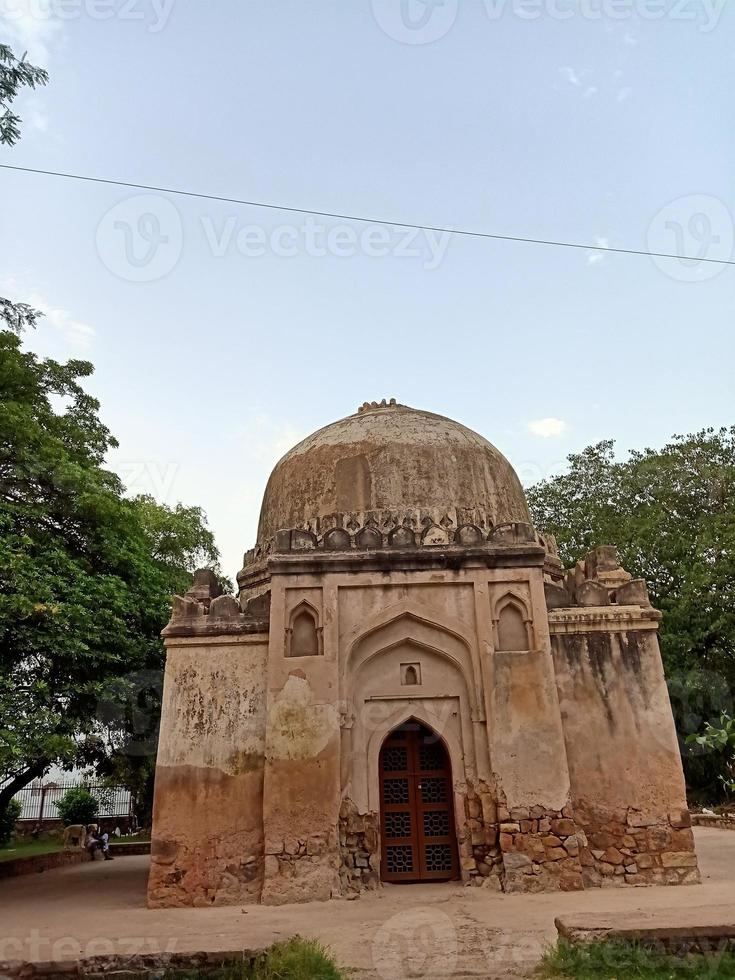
660 851 698 868
550 819 576 837
669 810 692 830
503 852 532 870
559 872 584 891
602 847 625 866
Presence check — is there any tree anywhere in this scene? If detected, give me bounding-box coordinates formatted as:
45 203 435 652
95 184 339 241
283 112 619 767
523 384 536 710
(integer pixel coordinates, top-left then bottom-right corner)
0 329 224 817
0 43 48 146
527 429 735 799
0 797 21 847
54 786 99 827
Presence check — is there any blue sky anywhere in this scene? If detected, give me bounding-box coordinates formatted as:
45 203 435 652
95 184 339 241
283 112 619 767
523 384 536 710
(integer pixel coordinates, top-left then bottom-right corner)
1 0 733 577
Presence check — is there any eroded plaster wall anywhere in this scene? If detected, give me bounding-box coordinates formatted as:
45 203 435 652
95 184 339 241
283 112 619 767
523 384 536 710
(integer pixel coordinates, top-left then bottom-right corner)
550 620 698 887
148 635 268 907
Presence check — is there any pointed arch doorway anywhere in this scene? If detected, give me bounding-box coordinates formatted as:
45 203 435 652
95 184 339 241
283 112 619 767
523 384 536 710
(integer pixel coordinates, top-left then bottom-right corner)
378 720 459 883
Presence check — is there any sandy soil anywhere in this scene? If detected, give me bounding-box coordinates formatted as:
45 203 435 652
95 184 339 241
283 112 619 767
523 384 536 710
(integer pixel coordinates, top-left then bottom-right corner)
0 827 733 979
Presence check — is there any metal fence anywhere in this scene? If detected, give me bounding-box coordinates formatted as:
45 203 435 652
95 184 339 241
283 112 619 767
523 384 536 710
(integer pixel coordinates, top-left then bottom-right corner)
13 782 133 823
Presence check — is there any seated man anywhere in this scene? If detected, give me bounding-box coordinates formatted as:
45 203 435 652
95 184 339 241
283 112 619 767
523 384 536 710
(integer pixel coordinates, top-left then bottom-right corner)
86 825 114 861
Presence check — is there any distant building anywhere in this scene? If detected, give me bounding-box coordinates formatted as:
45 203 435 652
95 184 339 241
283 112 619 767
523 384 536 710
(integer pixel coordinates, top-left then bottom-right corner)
148 401 697 907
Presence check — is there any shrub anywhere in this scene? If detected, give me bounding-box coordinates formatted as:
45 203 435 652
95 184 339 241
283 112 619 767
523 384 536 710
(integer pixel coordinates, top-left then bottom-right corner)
54 787 99 826
165 938 344 980
0 799 22 847
541 938 735 979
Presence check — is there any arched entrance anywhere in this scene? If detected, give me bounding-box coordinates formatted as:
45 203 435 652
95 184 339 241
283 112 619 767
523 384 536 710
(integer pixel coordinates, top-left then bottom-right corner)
378 720 459 883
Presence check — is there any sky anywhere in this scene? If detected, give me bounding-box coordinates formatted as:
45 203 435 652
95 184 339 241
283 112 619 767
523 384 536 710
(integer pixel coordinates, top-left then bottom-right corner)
1 0 733 579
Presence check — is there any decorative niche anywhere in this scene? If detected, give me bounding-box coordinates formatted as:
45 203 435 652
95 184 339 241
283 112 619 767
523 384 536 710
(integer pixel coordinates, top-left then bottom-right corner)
286 600 324 657
400 662 422 686
493 593 534 652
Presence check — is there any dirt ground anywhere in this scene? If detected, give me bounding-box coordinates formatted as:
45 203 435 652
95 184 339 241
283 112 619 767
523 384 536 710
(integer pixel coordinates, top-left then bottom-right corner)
0 827 733 979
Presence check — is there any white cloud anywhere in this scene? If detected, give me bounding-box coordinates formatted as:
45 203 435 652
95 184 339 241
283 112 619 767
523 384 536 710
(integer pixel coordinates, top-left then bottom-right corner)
3 0 63 64
2 277 95 349
527 418 567 439
559 66 582 87
587 237 610 266
24 95 48 133
39 303 95 348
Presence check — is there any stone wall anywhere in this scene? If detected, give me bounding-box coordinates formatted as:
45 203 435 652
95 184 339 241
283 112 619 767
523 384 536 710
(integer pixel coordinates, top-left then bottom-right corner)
148 634 268 908
575 801 698 887
338 799 380 895
548 548 697 888
498 804 584 892
460 783 503 888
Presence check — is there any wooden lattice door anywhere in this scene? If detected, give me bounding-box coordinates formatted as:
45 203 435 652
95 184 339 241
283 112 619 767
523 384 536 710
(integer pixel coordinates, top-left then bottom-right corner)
379 722 459 883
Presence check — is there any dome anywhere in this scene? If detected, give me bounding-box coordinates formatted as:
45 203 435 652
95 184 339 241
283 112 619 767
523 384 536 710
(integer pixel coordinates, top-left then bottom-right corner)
256 401 531 545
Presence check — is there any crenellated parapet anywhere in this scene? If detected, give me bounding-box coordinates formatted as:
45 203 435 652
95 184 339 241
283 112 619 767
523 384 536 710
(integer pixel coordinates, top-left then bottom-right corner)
544 546 658 627
236 520 563 594
163 568 270 638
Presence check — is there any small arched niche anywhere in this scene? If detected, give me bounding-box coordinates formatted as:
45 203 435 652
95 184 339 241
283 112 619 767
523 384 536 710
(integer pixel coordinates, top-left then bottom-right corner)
494 595 533 652
286 601 323 657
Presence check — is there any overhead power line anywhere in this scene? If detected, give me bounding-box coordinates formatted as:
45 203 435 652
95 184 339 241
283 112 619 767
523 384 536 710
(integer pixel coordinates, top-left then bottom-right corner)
1 162 733 267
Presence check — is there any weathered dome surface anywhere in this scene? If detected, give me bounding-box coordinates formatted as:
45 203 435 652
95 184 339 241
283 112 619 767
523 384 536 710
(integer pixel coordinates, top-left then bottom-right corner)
256 401 531 545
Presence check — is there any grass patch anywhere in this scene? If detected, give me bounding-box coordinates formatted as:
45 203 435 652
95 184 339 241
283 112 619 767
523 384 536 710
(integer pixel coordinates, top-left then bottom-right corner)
167 938 344 980
540 938 735 979
0 831 148 862
0 839 63 862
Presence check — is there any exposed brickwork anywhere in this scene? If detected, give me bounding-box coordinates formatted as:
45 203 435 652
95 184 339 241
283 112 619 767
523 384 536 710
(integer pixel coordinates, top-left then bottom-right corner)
338 799 380 895
459 783 503 889
575 801 699 887
498 803 584 892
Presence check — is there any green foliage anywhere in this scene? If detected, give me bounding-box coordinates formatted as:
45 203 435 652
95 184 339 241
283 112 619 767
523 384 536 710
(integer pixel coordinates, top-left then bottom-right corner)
166 938 344 980
0 298 43 335
541 938 735 979
54 786 98 826
0 327 224 808
687 713 735 794
527 429 735 800
0 43 48 146
0 797 21 847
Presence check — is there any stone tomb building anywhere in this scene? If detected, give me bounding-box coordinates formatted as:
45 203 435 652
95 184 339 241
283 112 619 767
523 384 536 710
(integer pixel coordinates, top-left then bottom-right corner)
148 401 697 907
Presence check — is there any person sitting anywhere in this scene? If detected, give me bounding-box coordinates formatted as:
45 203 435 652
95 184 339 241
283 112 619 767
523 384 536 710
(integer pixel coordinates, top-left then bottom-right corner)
86 825 113 861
